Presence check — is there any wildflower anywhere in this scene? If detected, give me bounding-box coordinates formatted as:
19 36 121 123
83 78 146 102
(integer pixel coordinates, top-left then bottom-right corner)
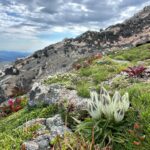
139 135 145 141
15 98 21 104
121 92 130 112
134 122 140 129
87 101 101 119
133 141 141 146
100 86 110 97
90 90 99 105
112 91 121 110
88 90 102 119
95 53 102 59
8 99 14 106
114 109 125 122
123 65 146 77
87 86 130 122
101 95 113 119
14 106 21 112
128 129 135 135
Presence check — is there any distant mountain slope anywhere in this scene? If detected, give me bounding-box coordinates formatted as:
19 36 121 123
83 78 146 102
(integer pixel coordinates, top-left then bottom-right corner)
0 51 30 62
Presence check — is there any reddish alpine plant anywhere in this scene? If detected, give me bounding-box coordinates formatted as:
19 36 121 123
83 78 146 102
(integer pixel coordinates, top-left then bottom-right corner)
123 65 147 77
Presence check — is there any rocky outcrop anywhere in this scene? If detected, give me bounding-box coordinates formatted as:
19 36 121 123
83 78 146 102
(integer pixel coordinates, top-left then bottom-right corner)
0 6 150 101
21 115 70 150
29 83 60 107
28 83 88 109
75 6 150 50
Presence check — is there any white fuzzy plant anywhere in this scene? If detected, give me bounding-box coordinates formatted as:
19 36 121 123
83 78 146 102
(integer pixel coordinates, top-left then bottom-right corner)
87 87 130 122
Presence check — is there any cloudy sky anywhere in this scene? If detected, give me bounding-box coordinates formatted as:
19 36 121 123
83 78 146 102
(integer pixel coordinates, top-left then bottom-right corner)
0 0 150 52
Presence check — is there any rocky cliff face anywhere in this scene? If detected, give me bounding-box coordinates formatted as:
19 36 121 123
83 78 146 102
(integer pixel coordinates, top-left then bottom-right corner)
0 6 150 101
75 6 150 50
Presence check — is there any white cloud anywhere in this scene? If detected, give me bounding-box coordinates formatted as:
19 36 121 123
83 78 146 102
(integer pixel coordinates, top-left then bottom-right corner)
0 0 149 51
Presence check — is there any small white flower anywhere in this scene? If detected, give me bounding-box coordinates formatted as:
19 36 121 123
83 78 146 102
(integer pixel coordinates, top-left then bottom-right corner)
101 95 113 119
90 90 99 105
112 91 121 110
87 87 129 122
112 91 121 103
121 92 130 112
87 101 101 119
114 109 125 122
100 86 109 97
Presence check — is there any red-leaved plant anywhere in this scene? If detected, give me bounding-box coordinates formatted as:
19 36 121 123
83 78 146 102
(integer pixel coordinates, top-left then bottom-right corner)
8 98 22 112
73 53 102 70
5 97 27 113
123 66 147 77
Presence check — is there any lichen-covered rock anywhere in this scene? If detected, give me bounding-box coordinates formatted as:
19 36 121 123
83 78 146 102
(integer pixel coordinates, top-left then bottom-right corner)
22 141 39 150
46 114 63 129
22 115 71 150
28 82 88 109
29 83 61 107
46 114 70 140
33 134 51 150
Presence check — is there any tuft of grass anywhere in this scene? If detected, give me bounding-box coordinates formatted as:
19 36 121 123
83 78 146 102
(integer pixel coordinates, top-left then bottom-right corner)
76 81 91 98
79 67 93 77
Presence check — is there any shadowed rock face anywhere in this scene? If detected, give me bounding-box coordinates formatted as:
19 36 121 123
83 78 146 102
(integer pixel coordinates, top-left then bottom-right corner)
0 6 150 100
5 66 19 75
0 87 6 103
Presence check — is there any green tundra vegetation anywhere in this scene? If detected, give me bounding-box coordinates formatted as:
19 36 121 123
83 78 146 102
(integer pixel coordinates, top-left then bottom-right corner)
0 43 150 149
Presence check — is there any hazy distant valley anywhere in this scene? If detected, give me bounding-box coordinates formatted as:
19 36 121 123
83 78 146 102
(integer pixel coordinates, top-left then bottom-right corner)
0 51 30 69
0 51 30 62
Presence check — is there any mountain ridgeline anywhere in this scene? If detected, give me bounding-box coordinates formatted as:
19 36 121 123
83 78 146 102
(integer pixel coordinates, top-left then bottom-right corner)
0 5 150 101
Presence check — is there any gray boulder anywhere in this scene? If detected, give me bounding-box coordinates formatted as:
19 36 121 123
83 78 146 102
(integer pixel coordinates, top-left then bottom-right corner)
29 83 61 107
46 114 63 129
22 141 39 150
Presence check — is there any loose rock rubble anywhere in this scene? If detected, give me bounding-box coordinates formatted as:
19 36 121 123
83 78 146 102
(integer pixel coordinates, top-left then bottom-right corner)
21 115 70 150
